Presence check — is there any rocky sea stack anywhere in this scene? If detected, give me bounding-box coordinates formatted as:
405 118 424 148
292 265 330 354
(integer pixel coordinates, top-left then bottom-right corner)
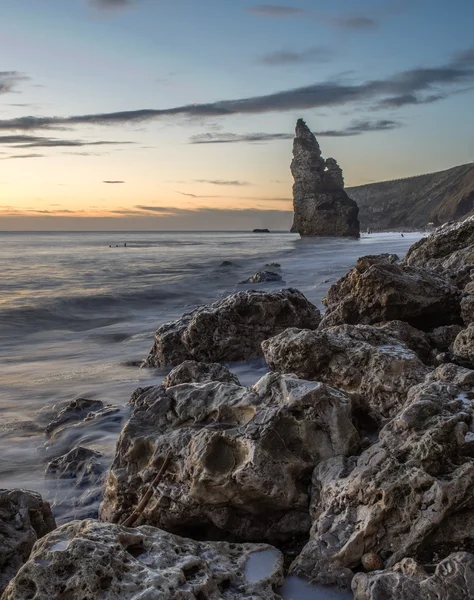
291 118 360 237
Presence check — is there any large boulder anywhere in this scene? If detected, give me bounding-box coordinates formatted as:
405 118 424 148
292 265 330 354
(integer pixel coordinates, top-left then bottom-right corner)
2 520 284 600
452 325 474 367
352 552 474 600
162 360 240 388
99 374 359 546
262 325 428 418
290 119 360 237
144 288 321 368
290 371 474 588
320 260 461 330
461 280 474 324
405 216 474 287
0 489 56 594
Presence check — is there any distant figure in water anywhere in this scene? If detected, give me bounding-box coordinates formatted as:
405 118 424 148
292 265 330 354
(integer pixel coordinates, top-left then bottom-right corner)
124 242 127 247
401 233 404 237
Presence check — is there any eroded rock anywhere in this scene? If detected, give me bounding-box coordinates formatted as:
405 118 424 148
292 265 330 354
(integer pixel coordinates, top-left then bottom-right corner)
144 288 321 368
453 325 474 367
163 360 240 388
3 520 284 599
290 119 360 237
0 489 56 594
240 271 283 284
99 374 359 545
262 325 428 418
45 398 104 437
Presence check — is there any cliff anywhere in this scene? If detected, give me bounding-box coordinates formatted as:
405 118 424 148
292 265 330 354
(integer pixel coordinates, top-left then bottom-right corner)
348 162 474 230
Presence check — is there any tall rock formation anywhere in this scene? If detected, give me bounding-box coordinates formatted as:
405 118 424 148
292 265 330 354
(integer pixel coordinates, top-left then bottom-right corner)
291 119 360 237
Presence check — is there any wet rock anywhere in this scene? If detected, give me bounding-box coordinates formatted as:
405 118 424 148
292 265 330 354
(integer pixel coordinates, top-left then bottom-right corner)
144 288 321 368
290 378 474 588
452 325 474 367
45 397 104 437
0 489 56 594
163 360 240 388
240 271 283 284
99 373 359 545
3 520 284 600
290 119 360 237
219 260 234 266
352 552 474 600
46 447 104 486
253 228 270 233
320 261 461 330
262 324 428 418
265 263 281 268
405 216 474 287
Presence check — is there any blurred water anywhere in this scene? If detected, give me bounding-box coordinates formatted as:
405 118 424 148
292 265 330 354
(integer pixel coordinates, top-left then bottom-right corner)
0 230 422 524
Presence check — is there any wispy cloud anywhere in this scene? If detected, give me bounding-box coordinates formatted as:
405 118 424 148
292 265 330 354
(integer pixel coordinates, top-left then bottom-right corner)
0 48 473 131
248 4 306 17
1 153 44 160
89 0 138 9
194 179 251 186
329 16 377 30
0 71 29 94
259 46 332 66
103 180 125 184
0 134 133 148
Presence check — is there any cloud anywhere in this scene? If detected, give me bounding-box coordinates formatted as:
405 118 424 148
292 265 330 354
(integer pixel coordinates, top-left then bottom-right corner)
248 5 306 17
376 93 446 108
329 16 377 30
0 134 133 148
259 46 332 66
89 0 137 9
1 48 473 131
1 153 44 160
103 180 125 184
0 71 29 94
189 120 401 144
195 179 251 186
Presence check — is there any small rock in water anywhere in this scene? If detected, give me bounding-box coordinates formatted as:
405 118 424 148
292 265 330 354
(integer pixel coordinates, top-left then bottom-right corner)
219 260 234 266
45 398 104 437
240 271 283 284
265 262 281 268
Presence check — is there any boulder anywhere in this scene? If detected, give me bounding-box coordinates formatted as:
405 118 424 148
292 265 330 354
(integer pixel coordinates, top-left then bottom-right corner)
290 376 474 588
44 397 104 437
144 288 321 368
453 325 474 367
374 320 433 364
2 520 284 600
99 374 359 546
426 324 464 352
405 216 474 287
352 552 474 600
262 325 428 418
240 271 283 284
290 119 360 237
461 280 474 324
320 261 461 330
163 360 240 388
0 489 56 594
46 446 104 486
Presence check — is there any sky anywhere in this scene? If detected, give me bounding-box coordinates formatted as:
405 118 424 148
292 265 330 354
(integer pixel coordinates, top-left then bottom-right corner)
1 0 474 230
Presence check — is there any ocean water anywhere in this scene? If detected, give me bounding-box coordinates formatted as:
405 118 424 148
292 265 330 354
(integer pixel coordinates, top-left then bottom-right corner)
0 230 421 535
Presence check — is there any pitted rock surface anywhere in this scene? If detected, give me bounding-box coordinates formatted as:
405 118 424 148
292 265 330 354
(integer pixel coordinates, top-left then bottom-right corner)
162 361 240 388
0 489 56 594
453 325 474 367
290 376 474 588
240 271 283 284
2 520 284 600
99 374 359 545
290 119 359 237
144 288 321 368
262 324 428 418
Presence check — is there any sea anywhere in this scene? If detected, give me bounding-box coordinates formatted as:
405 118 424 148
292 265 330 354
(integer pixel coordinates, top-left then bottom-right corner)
0 230 423 598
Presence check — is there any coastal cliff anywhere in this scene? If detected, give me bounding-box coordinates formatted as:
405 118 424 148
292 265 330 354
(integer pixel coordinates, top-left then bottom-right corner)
349 162 474 230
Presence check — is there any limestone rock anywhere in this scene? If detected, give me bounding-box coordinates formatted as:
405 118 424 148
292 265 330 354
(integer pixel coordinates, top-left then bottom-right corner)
99 374 359 545
45 397 104 437
352 552 474 600
461 281 474 324
320 261 461 330
290 119 360 237
262 325 428 418
46 446 104 486
240 271 282 284
405 216 474 287
290 377 474 588
427 324 464 352
452 325 474 367
163 361 240 388
0 489 56 594
144 288 321 368
3 520 284 600
374 320 433 364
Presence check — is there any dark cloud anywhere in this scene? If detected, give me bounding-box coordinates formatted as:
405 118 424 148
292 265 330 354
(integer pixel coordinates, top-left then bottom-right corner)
90 0 137 9
103 180 125 184
248 5 306 17
195 179 251 186
259 46 332 66
329 16 377 30
0 134 133 147
318 119 401 136
377 93 446 108
1 153 44 160
0 71 29 94
0 48 473 131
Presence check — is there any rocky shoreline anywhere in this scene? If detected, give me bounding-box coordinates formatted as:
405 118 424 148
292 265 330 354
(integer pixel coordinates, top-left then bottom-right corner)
2 218 474 598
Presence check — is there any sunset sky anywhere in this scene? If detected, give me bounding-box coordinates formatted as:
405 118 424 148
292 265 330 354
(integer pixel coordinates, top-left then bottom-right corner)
1 0 474 230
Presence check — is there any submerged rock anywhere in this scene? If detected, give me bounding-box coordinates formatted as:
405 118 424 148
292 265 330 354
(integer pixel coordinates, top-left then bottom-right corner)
144 288 321 368
99 373 359 545
0 489 56 594
262 324 428 418
46 447 104 486
45 397 104 437
352 552 474 600
3 520 284 599
291 375 474 588
240 271 283 284
290 119 360 237
162 360 240 388
320 260 461 330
